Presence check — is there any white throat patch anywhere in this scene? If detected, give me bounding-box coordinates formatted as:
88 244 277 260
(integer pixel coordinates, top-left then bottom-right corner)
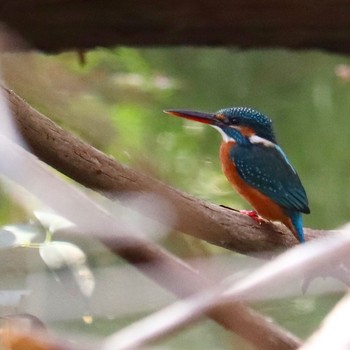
211 126 275 148
249 135 275 147
211 126 235 143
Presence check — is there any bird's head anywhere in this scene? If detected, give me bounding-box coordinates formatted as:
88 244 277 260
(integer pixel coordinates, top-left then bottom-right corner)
164 107 276 144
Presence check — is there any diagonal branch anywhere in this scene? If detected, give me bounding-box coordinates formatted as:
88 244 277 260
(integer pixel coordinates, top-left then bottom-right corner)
0 87 302 350
300 292 350 350
3 86 328 257
103 227 350 350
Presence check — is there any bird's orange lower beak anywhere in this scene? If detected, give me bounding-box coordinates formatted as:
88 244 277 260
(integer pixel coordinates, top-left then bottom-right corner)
164 109 216 125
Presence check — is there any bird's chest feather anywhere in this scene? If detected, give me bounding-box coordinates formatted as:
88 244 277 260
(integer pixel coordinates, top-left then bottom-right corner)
219 141 244 193
219 141 289 225
219 141 258 200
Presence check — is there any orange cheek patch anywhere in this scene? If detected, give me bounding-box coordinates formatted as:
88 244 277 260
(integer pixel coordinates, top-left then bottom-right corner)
238 126 255 136
215 113 226 122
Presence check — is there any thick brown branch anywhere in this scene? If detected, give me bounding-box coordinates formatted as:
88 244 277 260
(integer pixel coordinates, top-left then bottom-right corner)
3 86 327 256
0 1 350 53
0 87 303 350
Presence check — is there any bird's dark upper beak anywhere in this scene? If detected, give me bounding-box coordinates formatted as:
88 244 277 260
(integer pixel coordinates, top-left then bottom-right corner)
164 109 218 125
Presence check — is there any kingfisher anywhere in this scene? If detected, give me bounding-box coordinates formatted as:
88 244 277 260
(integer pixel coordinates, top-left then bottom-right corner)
164 107 310 243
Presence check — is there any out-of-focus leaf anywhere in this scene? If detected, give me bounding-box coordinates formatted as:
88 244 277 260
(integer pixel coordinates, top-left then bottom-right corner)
39 241 85 269
34 211 75 234
3 224 45 246
39 242 95 298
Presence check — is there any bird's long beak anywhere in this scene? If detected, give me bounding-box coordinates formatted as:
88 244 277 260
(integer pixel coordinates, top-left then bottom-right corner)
164 109 217 125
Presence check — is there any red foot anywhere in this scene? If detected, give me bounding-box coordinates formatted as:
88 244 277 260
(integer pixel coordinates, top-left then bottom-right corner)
239 210 264 224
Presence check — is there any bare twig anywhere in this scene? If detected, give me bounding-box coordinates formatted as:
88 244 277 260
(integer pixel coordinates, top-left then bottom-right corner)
103 229 350 350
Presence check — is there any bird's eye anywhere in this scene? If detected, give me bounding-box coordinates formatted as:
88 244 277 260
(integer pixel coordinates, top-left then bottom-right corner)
230 117 239 124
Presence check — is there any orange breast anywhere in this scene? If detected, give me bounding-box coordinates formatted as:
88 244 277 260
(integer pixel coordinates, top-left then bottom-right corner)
220 141 294 233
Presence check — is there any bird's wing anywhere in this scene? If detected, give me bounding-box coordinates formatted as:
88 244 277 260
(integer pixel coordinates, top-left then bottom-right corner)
231 143 310 213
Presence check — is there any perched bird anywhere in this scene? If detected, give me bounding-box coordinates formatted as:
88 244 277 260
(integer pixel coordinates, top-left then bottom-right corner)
164 107 310 243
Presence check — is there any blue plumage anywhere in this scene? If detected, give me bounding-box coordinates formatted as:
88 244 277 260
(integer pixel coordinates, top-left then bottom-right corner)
164 106 310 242
218 107 276 143
220 107 310 242
288 211 305 243
231 143 310 214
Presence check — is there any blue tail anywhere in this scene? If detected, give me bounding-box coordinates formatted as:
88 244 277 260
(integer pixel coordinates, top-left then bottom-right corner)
289 211 305 243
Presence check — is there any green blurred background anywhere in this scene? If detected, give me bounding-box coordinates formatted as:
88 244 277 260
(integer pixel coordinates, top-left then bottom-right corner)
1 48 350 348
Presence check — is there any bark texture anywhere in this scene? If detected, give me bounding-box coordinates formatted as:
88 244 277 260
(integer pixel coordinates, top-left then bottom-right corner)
4 86 327 256
2 86 304 350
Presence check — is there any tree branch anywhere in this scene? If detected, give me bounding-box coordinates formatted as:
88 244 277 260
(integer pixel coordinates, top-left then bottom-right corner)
0 86 303 350
1 1 350 53
3 86 328 257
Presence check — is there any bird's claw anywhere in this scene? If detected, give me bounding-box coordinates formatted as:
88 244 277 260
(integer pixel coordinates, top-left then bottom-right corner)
221 206 266 225
239 210 264 224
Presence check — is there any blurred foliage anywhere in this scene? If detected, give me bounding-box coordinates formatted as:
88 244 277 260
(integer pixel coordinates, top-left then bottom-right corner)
0 48 350 348
3 48 350 229
54 315 237 350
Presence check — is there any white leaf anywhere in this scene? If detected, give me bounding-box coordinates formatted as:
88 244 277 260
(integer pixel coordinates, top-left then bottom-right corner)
40 241 95 298
34 211 75 234
4 223 44 246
